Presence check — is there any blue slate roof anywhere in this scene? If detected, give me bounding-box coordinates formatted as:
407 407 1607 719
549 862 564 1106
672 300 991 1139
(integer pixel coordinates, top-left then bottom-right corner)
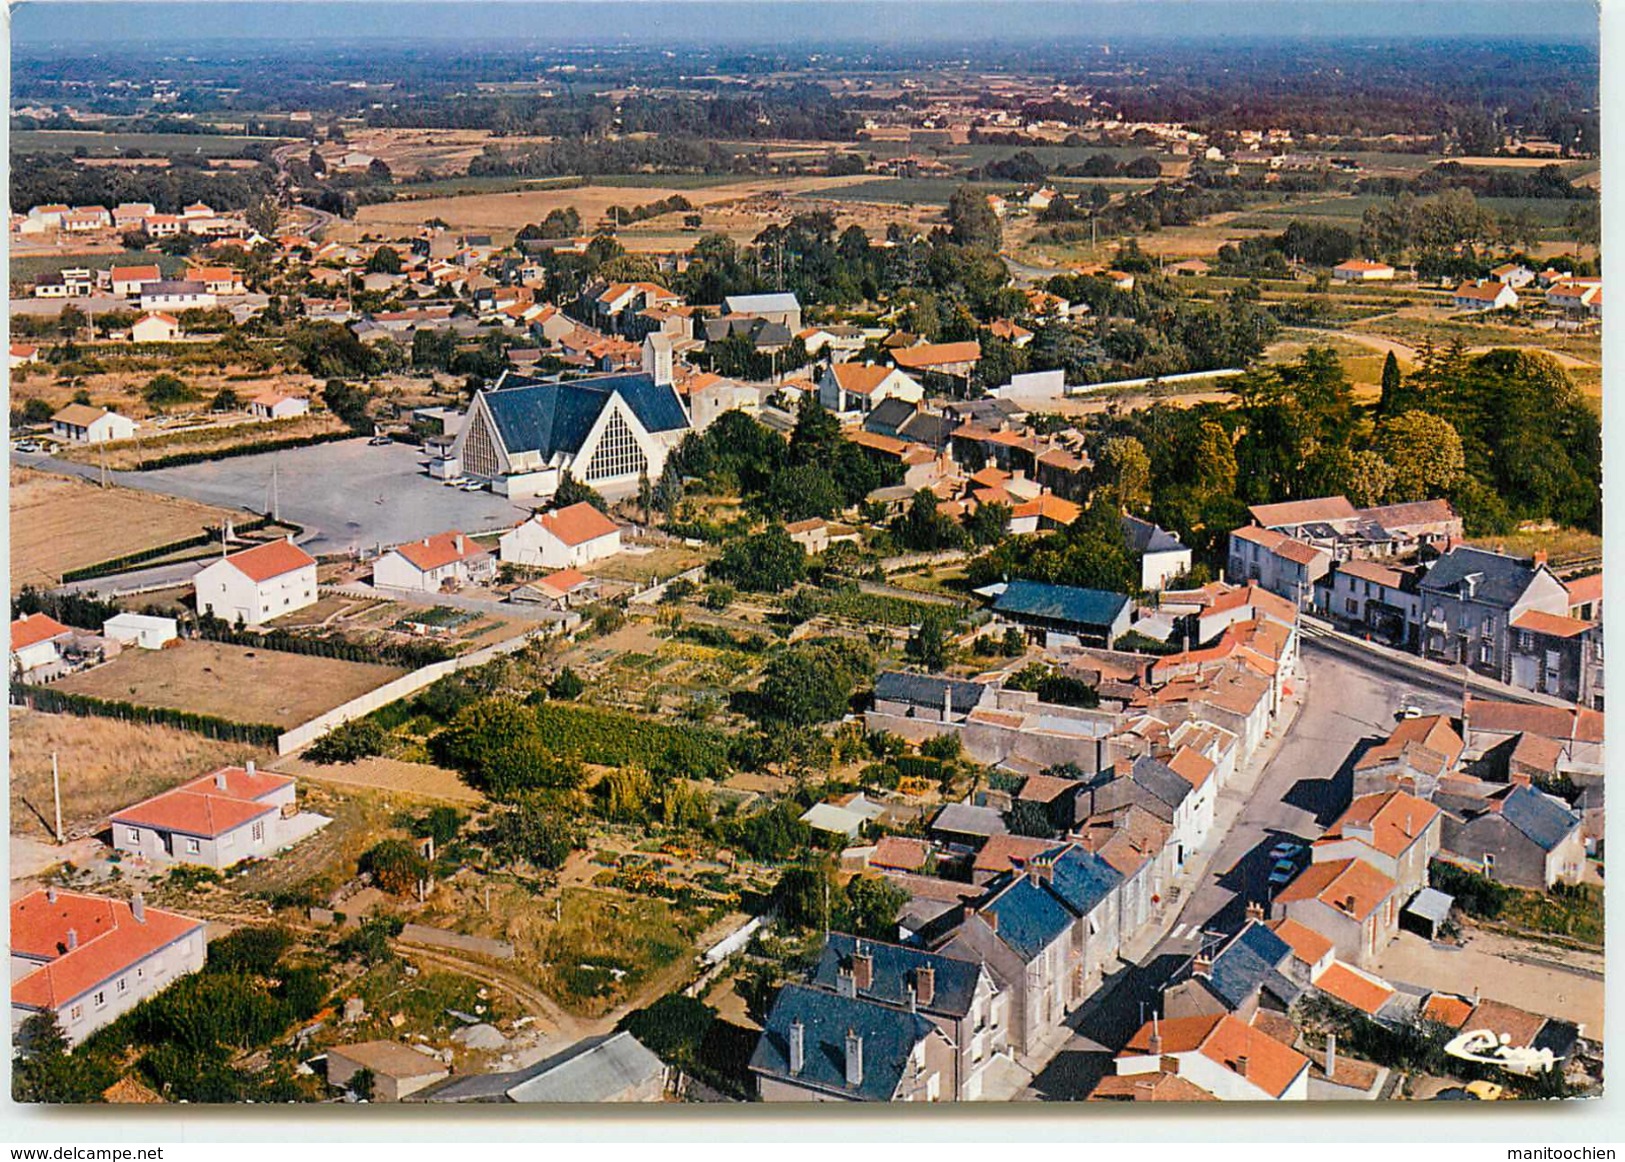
1122 515 1186 556
1205 922 1302 1011
992 579 1130 631
480 371 688 460
874 670 987 715
1130 755 1193 811
981 876 1077 961
750 983 937 1101
1419 546 1541 609
1498 785 1581 852
813 934 983 1018
1045 845 1126 917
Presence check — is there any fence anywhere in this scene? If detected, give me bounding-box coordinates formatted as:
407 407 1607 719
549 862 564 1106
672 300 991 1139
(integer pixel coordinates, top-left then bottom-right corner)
274 627 549 755
13 682 282 746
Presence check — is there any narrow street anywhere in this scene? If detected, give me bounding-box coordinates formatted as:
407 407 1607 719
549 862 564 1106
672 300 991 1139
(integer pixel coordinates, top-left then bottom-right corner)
1021 639 1456 1100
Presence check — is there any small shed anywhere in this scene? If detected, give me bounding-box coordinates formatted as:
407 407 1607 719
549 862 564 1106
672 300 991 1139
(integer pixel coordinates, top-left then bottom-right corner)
102 613 179 650
1403 887 1454 941
800 802 871 839
326 1040 449 1102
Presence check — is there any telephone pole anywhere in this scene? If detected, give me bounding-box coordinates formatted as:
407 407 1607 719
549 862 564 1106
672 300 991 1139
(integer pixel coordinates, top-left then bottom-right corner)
52 751 64 844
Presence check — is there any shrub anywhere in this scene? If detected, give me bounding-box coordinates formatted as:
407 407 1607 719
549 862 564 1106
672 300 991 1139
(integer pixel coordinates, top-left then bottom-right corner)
305 719 390 765
205 925 293 977
360 839 431 896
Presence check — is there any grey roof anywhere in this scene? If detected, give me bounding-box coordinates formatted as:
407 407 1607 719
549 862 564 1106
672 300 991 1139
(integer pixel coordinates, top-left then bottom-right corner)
993 580 1131 631
1122 515 1186 556
931 802 1008 839
898 411 958 450
1043 844 1125 917
1419 546 1542 608
863 397 918 434
978 845 1123 961
874 670 987 715
750 982 937 1101
1404 887 1454 925
1205 921 1302 1011
143 279 208 295
725 292 800 315
704 315 791 347
1129 755 1193 811
416 1031 662 1103
1498 785 1581 852
813 934 983 1018
504 1031 665 1102
478 370 688 460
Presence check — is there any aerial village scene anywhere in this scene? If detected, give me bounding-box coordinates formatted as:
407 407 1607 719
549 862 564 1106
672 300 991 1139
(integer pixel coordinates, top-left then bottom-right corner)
4 0 1606 1108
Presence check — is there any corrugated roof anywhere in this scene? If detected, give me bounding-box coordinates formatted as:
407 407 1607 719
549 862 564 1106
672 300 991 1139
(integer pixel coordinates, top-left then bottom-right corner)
504 1031 664 1102
993 579 1130 630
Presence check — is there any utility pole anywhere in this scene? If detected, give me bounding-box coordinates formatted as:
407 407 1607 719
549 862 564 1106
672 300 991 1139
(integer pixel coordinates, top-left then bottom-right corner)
52 751 63 844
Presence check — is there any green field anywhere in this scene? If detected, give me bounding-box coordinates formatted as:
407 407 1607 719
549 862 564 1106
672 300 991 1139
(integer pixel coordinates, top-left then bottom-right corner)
11 130 291 157
7 250 187 288
802 177 982 205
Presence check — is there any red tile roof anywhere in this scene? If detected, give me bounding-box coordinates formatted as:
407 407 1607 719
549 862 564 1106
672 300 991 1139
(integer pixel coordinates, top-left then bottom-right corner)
538 502 620 547
1121 1013 1308 1099
392 530 485 572
891 340 982 370
11 889 203 1012
1510 609 1595 640
1275 857 1397 922
1464 696 1604 745
533 568 593 598
112 766 293 839
1166 746 1216 790
223 538 317 582
829 363 897 395
1089 1072 1218 1102
1421 993 1474 1029
972 834 1056 878
1563 573 1602 607
1248 496 1357 528
12 612 73 652
1315 961 1395 1015
1315 790 1440 859
1268 918 1334 966
870 836 932 873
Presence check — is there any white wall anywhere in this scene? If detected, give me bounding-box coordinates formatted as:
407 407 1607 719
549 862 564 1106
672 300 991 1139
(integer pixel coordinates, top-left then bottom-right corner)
195 561 317 626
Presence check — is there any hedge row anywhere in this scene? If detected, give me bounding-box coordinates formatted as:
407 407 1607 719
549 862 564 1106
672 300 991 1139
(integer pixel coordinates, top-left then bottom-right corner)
14 683 282 746
131 430 354 472
197 622 453 668
60 516 283 583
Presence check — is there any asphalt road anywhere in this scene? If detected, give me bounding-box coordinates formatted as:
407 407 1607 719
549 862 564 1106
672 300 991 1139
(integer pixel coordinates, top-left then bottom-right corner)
21 439 532 557
1024 638 1448 1100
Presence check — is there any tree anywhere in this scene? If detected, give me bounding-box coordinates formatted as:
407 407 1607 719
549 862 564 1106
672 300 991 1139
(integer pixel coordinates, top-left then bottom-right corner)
761 464 842 522
57 304 87 337
210 388 241 412
839 875 909 941
1375 411 1465 501
205 925 293 976
617 995 717 1073
547 666 585 700
906 609 952 671
1096 435 1152 514
143 372 196 410
348 1067 377 1101
365 246 402 275
246 196 281 238
11 1015 114 1104
360 839 430 896
947 185 1002 250
19 398 53 425
1378 350 1404 416
755 638 874 727
552 471 609 513
483 793 583 869
320 378 371 432
776 863 835 930
433 698 584 797
708 528 807 593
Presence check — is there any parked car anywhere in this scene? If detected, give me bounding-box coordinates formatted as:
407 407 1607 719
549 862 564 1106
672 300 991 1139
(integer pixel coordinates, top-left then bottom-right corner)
1268 841 1305 862
1268 858 1299 886
441 476 469 487
1465 1081 1505 1101
1397 702 1423 720
458 479 485 492
368 434 393 446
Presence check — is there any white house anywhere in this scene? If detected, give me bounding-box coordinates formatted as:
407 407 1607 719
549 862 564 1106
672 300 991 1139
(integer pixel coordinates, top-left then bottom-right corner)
1490 263 1536 289
10 343 40 369
111 763 302 870
51 405 138 444
11 888 206 1046
500 502 622 570
102 613 179 650
817 362 924 416
131 312 181 343
374 530 496 592
139 280 216 312
1114 1012 1310 1101
248 391 311 421
193 537 318 626
109 264 163 297
10 613 74 680
1451 280 1517 312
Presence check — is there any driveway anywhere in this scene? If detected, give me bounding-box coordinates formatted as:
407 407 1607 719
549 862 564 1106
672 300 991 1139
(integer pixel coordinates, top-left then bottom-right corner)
26 439 532 556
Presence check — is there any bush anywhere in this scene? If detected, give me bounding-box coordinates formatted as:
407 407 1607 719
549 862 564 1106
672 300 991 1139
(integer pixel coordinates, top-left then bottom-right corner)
1429 860 1511 920
334 915 404 966
205 925 293 977
412 806 465 848
361 839 431 896
305 719 391 765
433 698 585 797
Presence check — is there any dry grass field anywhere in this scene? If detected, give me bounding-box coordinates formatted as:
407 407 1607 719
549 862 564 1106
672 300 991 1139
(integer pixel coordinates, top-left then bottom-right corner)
279 754 485 806
52 641 408 727
345 173 893 238
9 708 267 839
52 412 348 470
10 467 241 590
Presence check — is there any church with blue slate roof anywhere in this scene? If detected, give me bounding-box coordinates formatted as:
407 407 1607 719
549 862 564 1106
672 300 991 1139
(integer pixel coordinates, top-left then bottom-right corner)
449 336 690 500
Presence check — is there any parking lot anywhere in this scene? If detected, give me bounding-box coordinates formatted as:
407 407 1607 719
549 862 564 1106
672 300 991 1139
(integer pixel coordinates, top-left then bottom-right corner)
31 437 533 555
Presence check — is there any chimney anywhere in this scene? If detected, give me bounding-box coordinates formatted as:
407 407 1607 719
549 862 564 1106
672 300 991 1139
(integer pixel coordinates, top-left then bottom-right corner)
1235 1054 1249 1079
1148 1012 1162 1057
131 894 146 924
844 1030 864 1088
67 928 79 951
982 907 998 933
906 984 917 1013
788 1019 805 1075
1028 854 1054 884
914 965 935 1008
46 886 57 904
454 534 465 555
851 950 874 993
1533 550 1548 568
1325 1032 1337 1078
246 759 255 778
215 770 228 790
837 967 857 998
1244 901 1265 923
1193 952 1213 976
943 685 953 723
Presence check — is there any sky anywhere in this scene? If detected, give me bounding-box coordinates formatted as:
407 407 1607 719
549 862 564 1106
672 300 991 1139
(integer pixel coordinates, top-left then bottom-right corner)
9 0 1603 49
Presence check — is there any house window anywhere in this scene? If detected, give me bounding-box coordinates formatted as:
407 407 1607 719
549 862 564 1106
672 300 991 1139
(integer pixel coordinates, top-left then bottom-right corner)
1482 614 1496 634
1345 598 1359 615
252 821 265 843
1478 641 1494 665
70 1005 83 1021
126 828 141 844
1483 853 1496 870
1518 631 1534 651
184 837 200 854
117 977 128 994
94 991 106 1008
582 408 647 484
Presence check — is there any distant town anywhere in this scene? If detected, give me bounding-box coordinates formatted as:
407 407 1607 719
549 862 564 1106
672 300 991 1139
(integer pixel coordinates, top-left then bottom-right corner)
7 18 1603 1108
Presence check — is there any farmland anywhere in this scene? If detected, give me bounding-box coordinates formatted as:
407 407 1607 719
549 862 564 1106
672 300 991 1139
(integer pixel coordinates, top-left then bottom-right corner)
8 708 267 840
11 130 293 156
9 467 242 590
50 640 408 728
